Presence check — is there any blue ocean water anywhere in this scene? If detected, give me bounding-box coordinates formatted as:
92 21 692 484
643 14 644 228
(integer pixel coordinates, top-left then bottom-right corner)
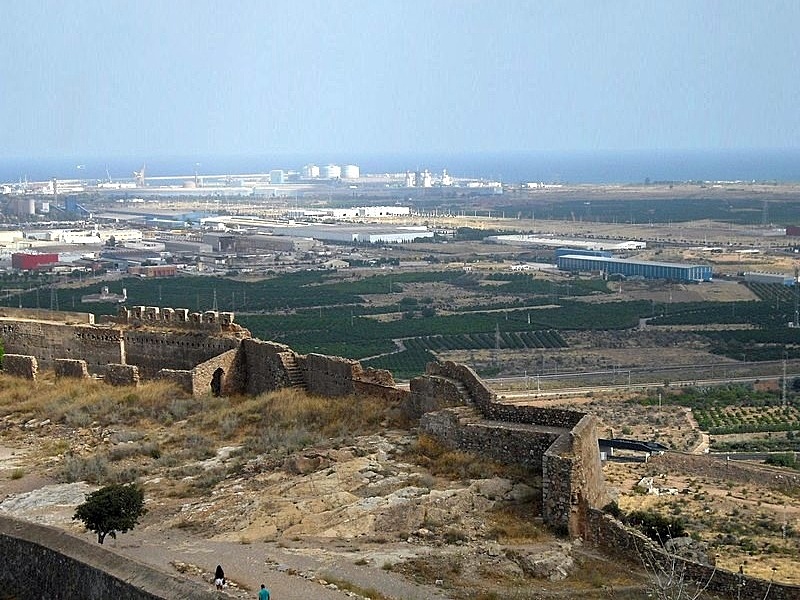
2 149 800 185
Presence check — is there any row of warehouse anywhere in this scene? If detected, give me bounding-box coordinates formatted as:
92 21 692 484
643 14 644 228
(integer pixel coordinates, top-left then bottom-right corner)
556 254 713 282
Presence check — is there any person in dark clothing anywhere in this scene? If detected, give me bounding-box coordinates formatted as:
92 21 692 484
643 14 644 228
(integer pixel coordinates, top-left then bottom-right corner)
215 565 225 590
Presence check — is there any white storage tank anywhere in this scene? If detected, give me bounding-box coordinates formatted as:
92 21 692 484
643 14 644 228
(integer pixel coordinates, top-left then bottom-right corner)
321 164 341 179
341 164 360 179
302 164 320 178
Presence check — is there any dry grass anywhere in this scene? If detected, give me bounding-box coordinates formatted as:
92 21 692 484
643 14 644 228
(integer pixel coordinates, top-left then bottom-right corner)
404 434 537 482
486 502 544 542
0 373 400 487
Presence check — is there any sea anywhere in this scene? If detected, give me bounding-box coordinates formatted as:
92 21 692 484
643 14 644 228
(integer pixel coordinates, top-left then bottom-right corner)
2 149 800 185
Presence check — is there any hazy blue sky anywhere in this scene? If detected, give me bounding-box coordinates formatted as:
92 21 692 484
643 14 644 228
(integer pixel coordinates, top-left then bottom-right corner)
1 1 798 159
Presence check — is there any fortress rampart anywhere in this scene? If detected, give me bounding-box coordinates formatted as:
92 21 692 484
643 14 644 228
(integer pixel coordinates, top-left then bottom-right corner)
0 515 222 600
414 361 606 538
585 510 800 600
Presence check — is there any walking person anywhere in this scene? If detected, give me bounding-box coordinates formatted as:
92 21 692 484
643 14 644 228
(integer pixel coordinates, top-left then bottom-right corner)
258 583 270 599
215 565 225 590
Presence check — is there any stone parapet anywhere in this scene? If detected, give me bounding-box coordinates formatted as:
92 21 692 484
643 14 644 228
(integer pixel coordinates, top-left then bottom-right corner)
0 515 221 599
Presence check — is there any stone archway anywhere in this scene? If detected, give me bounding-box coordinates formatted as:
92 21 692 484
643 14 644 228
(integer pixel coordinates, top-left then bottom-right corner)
211 367 224 397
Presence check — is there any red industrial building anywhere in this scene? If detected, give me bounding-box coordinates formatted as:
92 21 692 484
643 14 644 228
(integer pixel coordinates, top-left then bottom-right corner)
11 253 59 271
786 225 800 236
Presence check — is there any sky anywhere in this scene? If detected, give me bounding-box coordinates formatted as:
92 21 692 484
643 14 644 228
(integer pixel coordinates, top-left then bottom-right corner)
1 1 798 160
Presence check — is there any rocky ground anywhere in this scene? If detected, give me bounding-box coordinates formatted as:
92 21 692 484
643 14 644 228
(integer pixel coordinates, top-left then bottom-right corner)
0 416 645 600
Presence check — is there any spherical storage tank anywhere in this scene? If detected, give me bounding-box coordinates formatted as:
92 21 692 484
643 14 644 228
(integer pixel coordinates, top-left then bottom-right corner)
321 164 341 179
341 164 360 179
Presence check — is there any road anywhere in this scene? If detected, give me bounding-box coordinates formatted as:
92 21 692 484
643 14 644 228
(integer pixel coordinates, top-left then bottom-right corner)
493 373 796 401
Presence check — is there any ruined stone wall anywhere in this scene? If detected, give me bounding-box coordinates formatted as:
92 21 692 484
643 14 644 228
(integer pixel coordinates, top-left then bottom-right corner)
425 361 495 408
55 359 89 379
585 510 800 600
408 376 470 420
122 331 240 378
238 339 296 396
0 515 222 600
2 354 38 380
542 415 606 537
157 369 194 394
353 380 409 403
486 403 585 429
0 307 94 324
189 349 238 397
0 320 123 374
301 353 360 397
105 364 140 387
420 407 561 470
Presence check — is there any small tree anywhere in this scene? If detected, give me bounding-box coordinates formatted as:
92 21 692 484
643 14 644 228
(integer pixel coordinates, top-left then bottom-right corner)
73 483 147 544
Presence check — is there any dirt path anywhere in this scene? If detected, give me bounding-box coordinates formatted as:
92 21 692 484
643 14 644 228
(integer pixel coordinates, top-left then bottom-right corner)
108 526 451 600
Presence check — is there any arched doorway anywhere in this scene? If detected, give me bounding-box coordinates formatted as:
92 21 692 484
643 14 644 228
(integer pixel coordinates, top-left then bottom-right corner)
211 367 224 397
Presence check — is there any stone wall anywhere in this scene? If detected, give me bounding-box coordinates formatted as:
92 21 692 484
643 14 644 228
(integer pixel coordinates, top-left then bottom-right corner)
420 406 561 469
123 331 240 378
55 358 89 379
301 353 360 397
0 319 124 374
2 354 38 380
407 375 464 419
237 339 296 396
415 361 606 540
585 509 800 600
105 364 140 387
542 415 607 537
0 515 222 600
0 307 95 324
425 361 496 408
190 350 238 397
157 369 194 394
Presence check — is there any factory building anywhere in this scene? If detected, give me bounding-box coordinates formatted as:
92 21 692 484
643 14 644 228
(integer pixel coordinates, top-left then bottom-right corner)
557 255 712 282
744 272 796 286
11 252 59 271
489 235 646 251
